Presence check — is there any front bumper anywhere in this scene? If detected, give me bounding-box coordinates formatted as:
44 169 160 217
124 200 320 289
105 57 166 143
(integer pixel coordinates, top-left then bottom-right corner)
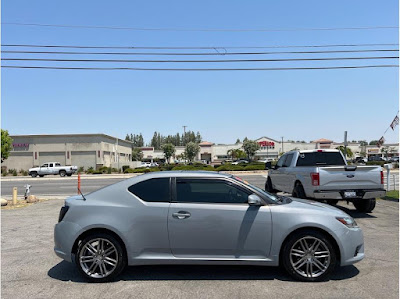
314 189 386 200
54 221 82 262
334 225 365 266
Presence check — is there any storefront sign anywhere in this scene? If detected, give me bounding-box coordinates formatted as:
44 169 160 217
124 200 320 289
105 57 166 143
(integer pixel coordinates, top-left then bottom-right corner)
258 141 275 147
13 143 29 148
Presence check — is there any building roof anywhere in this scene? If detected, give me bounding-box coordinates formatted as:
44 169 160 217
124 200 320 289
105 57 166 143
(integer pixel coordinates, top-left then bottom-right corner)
199 141 214 146
313 138 333 143
256 136 279 142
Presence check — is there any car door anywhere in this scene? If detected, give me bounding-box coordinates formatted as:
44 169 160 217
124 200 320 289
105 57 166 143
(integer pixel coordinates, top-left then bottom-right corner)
39 163 49 175
270 155 287 191
280 153 295 193
168 178 272 259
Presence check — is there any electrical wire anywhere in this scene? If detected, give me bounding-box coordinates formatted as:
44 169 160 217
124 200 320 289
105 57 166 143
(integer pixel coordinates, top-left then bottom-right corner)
2 56 398 63
2 43 398 50
2 49 398 56
2 65 398 71
2 22 398 32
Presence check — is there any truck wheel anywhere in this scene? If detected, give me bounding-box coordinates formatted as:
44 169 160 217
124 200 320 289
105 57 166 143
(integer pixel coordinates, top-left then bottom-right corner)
265 177 277 193
59 170 66 177
353 198 376 213
292 182 306 199
326 199 339 206
30 172 38 178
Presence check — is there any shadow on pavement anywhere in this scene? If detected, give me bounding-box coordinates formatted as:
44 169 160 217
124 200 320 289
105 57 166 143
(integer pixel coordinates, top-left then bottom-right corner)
48 261 359 283
334 205 377 219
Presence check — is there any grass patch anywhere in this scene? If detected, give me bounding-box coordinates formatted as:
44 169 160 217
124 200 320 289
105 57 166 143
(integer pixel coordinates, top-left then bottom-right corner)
380 190 399 202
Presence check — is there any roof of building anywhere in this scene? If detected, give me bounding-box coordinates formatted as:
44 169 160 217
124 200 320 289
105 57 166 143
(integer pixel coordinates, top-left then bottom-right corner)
313 138 333 143
256 136 279 142
199 141 214 146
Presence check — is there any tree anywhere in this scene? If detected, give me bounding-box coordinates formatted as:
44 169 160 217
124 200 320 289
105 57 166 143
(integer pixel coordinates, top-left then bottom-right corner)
184 142 200 163
1 129 13 163
381 146 395 160
235 138 241 144
162 143 176 164
131 148 143 161
359 140 368 146
369 140 379 145
336 146 354 158
227 148 246 160
243 140 260 161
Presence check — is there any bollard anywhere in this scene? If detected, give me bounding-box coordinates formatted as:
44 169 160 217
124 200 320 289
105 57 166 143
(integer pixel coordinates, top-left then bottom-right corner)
78 172 81 194
12 187 17 205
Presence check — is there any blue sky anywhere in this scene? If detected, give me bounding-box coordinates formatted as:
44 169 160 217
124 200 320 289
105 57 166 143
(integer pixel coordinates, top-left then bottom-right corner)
2 0 399 144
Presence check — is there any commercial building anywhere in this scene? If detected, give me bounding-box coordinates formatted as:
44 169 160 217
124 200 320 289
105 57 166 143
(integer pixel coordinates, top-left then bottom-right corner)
3 134 138 171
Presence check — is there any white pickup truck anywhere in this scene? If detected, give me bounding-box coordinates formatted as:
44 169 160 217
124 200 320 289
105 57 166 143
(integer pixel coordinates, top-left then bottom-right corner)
29 162 78 177
266 149 385 212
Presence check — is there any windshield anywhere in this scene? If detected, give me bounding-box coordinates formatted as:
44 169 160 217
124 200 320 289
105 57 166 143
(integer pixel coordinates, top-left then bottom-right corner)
233 177 280 203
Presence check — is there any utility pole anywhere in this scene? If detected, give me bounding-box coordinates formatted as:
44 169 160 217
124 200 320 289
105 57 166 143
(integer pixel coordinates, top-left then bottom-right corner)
344 131 348 159
183 125 187 145
281 137 284 154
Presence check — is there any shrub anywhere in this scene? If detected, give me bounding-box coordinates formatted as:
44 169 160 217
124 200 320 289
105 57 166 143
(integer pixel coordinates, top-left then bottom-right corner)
366 161 386 166
19 169 28 176
124 168 135 173
112 168 119 173
98 166 109 173
394 163 399 169
12 169 17 176
1 170 7 176
78 166 85 173
86 167 94 174
92 170 103 174
243 164 265 171
122 165 130 172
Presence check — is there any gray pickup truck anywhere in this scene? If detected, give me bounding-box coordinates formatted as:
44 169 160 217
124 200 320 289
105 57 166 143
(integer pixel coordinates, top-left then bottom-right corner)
29 162 78 178
266 149 385 212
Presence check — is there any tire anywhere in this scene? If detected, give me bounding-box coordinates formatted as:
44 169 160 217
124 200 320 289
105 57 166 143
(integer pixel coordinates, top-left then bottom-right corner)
39 175 44 177
353 198 376 213
75 232 126 283
59 170 66 177
265 177 277 194
326 199 339 206
30 172 38 178
281 229 337 282
67 173 72 177
292 182 306 199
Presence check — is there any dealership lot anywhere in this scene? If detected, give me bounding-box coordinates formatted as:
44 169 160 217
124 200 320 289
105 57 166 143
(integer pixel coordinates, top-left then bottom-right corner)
1 175 399 299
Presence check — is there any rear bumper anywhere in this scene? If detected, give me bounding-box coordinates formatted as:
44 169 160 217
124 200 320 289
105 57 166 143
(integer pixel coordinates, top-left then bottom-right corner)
313 189 386 200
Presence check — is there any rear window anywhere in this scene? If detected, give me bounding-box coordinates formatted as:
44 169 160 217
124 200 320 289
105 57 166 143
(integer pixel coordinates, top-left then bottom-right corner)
128 178 170 202
296 152 346 166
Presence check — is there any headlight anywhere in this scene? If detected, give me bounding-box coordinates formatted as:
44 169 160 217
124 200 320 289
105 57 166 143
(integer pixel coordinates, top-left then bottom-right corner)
336 216 358 228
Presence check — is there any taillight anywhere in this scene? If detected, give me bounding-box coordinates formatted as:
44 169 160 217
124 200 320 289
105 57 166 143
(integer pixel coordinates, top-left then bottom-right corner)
58 206 69 222
311 172 320 186
381 170 384 185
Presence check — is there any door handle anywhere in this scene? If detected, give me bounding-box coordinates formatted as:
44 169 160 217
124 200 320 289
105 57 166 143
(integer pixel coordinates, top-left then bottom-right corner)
172 211 191 220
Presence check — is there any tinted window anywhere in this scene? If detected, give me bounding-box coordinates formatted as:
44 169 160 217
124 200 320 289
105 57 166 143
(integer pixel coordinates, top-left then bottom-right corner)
176 179 250 204
128 178 170 202
283 154 294 167
55 163 61 166
276 155 286 167
296 152 346 166
49 163 54 167
42 164 48 167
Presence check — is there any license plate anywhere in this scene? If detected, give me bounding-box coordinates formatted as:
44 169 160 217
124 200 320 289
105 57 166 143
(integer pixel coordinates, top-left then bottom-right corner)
344 191 356 198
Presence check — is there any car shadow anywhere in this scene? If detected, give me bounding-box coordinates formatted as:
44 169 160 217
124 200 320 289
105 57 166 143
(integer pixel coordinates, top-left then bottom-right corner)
334 205 377 219
48 261 359 283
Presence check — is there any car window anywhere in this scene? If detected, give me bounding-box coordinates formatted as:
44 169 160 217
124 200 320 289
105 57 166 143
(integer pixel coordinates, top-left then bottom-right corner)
283 154 294 167
42 164 48 167
276 155 287 167
296 152 346 166
49 163 53 167
55 163 61 166
176 179 250 204
128 178 170 202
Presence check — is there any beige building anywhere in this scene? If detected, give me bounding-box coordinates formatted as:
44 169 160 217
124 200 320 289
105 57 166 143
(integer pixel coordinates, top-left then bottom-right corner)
3 134 139 171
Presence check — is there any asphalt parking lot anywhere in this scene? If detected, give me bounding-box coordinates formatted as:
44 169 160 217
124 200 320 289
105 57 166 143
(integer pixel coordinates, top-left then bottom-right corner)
1 175 399 299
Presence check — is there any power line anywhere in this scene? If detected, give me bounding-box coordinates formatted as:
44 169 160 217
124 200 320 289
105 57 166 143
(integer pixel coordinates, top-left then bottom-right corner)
2 49 398 56
2 22 398 32
2 65 398 71
2 56 398 63
2 43 398 50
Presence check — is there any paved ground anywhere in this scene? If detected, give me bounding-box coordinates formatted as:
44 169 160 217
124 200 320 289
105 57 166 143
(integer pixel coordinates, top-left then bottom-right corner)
1 175 398 299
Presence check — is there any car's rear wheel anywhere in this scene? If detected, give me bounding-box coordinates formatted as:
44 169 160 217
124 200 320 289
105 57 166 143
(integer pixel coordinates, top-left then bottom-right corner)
265 177 277 194
59 170 66 177
282 230 337 282
353 198 376 213
76 233 126 283
292 182 306 199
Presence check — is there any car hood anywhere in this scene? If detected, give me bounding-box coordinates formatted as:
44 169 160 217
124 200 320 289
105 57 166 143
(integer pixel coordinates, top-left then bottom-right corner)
286 197 349 216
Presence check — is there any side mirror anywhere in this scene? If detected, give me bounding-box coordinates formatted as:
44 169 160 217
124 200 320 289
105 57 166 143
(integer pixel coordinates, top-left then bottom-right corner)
248 194 262 206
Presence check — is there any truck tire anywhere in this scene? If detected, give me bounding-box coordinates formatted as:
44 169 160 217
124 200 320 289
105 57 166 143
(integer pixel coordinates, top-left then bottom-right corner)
265 177 277 193
30 172 38 178
59 170 66 177
292 182 306 199
66 173 72 177
353 198 376 213
39 174 44 177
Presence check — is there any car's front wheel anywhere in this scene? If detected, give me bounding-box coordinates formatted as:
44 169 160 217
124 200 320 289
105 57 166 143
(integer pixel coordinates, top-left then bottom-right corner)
76 233 126 282
282 230 337 282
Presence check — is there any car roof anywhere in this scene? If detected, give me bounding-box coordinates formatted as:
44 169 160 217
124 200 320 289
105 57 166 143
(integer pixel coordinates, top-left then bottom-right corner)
141 171 233 179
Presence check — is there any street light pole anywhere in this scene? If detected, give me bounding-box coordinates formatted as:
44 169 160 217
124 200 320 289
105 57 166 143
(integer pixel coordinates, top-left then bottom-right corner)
183 125 187 145
281 136 284 153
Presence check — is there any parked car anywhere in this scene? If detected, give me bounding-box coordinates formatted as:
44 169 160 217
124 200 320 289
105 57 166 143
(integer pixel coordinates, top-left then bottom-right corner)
29 162 78 177
55 171 364 283
352 157 367 164
389 156 399 162
368 156 385 162
266 150 385 212
258 158 274 163
231 159 249 165
139 162 152 168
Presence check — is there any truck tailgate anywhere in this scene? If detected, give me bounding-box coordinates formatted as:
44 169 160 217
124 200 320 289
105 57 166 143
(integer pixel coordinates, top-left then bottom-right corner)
318 166 382 190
